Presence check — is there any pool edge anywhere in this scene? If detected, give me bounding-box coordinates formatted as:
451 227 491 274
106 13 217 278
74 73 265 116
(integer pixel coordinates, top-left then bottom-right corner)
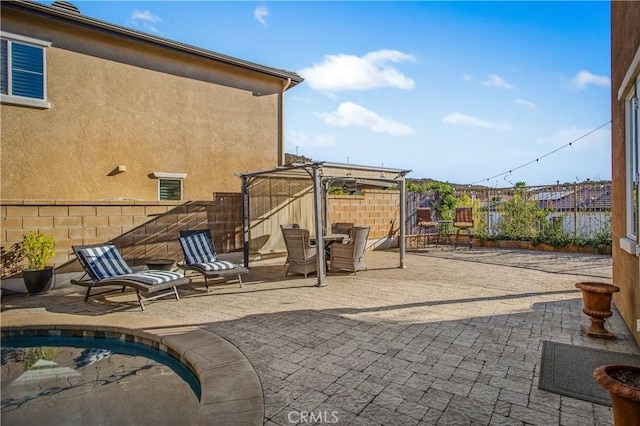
1 322 264 426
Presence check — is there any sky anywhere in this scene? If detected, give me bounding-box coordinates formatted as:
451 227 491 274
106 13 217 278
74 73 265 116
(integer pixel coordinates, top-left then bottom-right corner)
50 1 612 187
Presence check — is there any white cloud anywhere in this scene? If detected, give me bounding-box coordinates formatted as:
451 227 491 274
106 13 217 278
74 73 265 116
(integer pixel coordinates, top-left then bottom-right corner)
319 102 415 136
462 74 474 82
129 10 162 34
254 6 269 28
442 112 512 130
482 74 516 90
572 70 611 90
298 50 416 93
286 130 335 147
515 99 536 110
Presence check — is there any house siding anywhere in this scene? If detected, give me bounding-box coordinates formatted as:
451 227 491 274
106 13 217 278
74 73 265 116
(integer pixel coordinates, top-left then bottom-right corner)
1 5 288 201
611 1 640 346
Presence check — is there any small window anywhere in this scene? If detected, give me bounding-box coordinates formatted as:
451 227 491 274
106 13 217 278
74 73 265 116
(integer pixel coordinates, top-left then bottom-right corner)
1 32 50 108
159 179 182 201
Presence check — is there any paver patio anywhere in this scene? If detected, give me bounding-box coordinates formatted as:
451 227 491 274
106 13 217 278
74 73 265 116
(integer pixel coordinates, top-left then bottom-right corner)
2 247 638 425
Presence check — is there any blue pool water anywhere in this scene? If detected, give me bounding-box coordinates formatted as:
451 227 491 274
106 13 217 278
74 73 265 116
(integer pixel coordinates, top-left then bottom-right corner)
1 335 200 425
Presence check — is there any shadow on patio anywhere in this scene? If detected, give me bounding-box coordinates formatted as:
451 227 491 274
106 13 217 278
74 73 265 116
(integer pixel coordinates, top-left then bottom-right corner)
2 248 637 425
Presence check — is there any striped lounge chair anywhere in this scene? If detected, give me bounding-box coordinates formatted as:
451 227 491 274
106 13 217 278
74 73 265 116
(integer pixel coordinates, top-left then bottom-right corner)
178 229 249 291
71 243 189 311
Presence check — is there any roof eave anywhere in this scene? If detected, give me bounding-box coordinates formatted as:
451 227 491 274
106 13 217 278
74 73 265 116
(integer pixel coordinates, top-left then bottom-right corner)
4 0 304 88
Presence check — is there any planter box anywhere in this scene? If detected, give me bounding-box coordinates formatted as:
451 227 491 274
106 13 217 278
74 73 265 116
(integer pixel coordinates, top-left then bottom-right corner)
471 239 611 255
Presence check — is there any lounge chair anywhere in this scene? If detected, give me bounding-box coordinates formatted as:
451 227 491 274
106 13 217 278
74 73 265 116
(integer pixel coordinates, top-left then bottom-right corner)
281 227 318 277
178 229 249 291
71 243 189 311
330 226 371 273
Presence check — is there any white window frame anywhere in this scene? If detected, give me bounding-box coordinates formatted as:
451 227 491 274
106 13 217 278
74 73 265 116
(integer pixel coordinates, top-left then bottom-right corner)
1 31 51 109
152 172 186 201
619 44 640 256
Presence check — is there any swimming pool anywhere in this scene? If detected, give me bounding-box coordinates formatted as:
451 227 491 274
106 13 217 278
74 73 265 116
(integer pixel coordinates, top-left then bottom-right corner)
1 334 200 425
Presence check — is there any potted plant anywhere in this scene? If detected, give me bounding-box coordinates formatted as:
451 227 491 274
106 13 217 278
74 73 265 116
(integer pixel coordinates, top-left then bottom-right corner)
593 365 640 426
20 231 56 294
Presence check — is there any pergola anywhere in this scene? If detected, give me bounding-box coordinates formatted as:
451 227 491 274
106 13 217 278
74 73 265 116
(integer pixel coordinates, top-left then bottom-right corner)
237 162 412 286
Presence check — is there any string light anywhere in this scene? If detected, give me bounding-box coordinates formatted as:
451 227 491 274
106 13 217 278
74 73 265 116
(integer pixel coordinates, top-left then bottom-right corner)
467 120 611 186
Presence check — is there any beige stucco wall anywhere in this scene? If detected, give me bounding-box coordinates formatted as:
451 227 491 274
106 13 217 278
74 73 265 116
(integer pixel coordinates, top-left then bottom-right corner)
611 1 640 347
1 6 287 201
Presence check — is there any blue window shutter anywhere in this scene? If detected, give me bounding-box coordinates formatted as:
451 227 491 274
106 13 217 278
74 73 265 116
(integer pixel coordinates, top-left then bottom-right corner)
11 42 44 99
0 40 8 95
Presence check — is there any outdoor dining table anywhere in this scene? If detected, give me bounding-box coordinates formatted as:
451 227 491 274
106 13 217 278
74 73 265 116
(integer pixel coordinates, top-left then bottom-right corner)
310 233 350 260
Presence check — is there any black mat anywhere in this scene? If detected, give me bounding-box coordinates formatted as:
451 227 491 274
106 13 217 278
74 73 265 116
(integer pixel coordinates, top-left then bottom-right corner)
538 341 640 406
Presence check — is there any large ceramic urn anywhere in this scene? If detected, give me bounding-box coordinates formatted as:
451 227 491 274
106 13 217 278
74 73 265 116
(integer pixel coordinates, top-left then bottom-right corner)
594 365 640 426
575 281 620 339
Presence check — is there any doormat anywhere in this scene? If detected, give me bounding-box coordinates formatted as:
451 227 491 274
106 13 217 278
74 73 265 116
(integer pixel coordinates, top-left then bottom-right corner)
538 341 640 406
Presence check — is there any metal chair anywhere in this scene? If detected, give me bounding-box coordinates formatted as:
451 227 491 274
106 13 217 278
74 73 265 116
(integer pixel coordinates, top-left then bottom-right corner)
416 207 439 247
453 207 474 249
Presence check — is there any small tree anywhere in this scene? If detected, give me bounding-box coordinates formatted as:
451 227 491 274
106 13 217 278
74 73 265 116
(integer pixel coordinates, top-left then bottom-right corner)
495 183 550 240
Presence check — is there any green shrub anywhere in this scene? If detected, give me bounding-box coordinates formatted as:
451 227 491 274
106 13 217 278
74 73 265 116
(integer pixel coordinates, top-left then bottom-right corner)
21 231 55 270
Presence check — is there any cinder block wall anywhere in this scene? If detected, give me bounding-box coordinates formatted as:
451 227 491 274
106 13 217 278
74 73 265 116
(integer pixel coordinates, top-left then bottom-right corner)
329 189 400 241
1 189 400 280
1 193 243 279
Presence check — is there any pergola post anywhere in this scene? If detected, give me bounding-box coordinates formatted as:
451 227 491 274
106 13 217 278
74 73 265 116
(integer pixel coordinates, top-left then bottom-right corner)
399 175 406 268
312 165 326 286
241 176 251 268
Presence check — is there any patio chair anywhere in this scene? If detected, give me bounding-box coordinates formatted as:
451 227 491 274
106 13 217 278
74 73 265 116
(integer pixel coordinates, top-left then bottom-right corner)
280 224 300 266
178 229 249 291
416 207 438 247
330 226 370 274
331 222 354 236
453 207 474 249
71 243 189 311
281 227 318 278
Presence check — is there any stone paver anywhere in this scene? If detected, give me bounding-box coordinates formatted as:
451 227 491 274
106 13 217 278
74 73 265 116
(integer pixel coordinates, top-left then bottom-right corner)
2 247 638 426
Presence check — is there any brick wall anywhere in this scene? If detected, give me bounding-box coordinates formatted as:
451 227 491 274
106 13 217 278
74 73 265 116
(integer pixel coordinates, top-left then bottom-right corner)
1 189 401 280
1 193 243 279
329 189 400 241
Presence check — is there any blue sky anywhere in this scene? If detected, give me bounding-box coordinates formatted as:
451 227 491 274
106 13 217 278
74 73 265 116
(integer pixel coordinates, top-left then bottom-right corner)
56 1 611 187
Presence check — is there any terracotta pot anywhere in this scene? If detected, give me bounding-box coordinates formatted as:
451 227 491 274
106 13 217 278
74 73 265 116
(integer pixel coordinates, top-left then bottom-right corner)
575 281 620 339
594 365 640 426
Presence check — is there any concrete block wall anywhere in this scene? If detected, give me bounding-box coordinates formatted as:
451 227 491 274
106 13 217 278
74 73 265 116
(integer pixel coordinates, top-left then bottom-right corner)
1 193 243 279
329 189 400 242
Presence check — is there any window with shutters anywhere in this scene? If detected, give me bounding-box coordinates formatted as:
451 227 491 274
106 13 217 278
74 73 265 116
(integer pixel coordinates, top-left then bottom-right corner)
1 32 50 109
159 179 182 201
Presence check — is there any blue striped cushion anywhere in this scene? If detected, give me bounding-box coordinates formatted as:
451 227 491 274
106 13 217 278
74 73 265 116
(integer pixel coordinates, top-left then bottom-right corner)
79 245 133 280
192 260 237 272
180 232 216 265
101 270 185 285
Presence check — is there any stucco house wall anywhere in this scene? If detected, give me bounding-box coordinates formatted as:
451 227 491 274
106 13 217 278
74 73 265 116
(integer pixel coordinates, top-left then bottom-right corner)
611 1 640 346
1 1 301 201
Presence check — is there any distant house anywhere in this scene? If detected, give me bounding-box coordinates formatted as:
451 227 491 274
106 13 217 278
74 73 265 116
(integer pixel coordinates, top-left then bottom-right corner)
0 0 302 277
1 0 303 201
611 1 640 346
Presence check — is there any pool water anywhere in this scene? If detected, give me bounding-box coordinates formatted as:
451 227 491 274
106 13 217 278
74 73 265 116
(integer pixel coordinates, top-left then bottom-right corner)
1 335 200 426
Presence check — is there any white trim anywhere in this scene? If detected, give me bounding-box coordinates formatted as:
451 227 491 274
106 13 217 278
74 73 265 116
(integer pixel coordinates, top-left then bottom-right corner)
619 44 640 101
1 94 49 108
0 31 51 47
620 237 638 255
151 172 187 179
